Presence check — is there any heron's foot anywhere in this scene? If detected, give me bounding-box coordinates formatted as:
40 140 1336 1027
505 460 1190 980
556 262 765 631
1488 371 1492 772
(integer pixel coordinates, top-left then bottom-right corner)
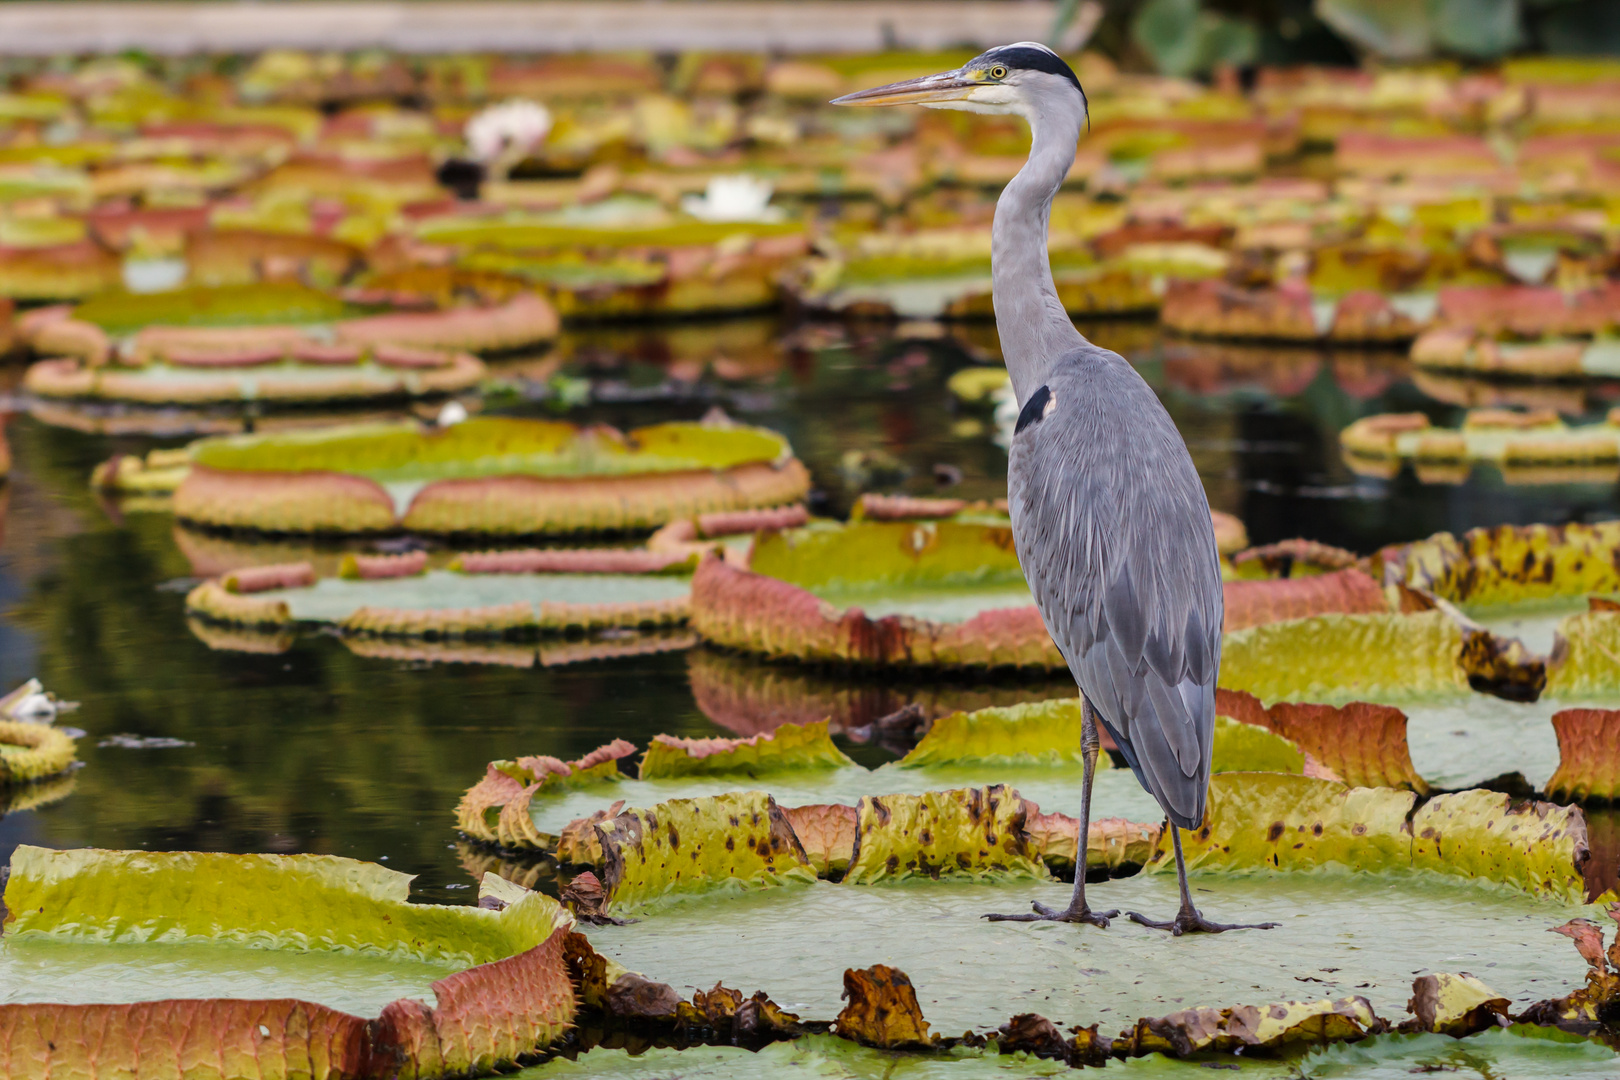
983 901 1119 927
1126 908 1280 936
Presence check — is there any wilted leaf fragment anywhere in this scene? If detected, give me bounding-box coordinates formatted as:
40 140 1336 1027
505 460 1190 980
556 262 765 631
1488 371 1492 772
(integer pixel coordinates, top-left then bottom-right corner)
1546 707 1620 803
1402 973 1511 1036
842 785 1048 885
833 965 932 1048
1410 791 1589 903
455 741 635 847
1125 996 1385 1057
638 719 854 779
1518 909 1620 1034
597 791 816 912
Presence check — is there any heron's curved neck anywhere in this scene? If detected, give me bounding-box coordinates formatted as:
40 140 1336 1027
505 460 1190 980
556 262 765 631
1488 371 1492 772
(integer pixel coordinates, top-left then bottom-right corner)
993 102 1086 406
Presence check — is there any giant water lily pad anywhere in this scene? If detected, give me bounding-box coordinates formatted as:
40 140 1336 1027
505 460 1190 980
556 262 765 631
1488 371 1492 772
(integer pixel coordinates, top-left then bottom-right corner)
517 1028 1619 1079
186 553 694 638
1342 410 1620 484
0 847 576 1079
583 870 1588 1035
692 521 1392 670
461 711 1320 854
170 416 809 535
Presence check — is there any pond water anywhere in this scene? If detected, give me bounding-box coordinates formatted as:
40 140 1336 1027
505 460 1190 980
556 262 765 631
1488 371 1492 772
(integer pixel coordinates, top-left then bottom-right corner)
3 315 1620 906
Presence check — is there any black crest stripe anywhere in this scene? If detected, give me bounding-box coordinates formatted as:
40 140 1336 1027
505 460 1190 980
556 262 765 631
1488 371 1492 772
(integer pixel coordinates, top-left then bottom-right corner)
985 45 1084 97
1015 385 1051 436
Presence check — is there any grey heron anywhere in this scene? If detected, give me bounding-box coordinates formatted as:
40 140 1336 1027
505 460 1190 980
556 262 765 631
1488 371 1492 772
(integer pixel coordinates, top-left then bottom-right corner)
833 45 1277 936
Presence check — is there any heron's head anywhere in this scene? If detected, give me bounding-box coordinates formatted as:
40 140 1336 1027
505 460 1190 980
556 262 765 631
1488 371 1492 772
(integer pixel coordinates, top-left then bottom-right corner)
830 42 1086 126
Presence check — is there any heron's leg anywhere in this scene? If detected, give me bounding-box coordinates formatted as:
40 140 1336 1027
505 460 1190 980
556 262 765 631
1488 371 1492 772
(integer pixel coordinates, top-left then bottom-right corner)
1126 827 1280 935
983 696 1118 927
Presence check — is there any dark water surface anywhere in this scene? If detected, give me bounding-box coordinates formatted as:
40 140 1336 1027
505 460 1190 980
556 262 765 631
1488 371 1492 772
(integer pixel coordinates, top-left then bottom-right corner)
3 317 1618 902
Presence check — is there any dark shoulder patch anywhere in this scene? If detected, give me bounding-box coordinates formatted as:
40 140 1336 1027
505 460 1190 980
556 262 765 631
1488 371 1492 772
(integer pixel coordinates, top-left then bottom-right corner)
1015 385 1052 436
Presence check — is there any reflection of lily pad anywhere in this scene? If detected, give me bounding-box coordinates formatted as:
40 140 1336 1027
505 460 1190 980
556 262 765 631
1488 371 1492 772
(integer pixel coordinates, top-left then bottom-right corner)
171 417 809 535
0 847 576 1078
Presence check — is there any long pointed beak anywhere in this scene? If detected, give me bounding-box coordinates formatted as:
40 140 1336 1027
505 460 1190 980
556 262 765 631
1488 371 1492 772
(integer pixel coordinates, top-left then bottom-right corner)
830 70 977 108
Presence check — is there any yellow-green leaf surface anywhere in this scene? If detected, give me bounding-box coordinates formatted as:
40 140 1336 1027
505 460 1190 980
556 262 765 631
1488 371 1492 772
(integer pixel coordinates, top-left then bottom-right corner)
842 786 1049 884
75 282 352 335
189 416 791 482
749 520 1023 596
639 720 855 779
1153 774 1417 876
1220 613 1467 702
2 846 564 969
597 791 817 912
1210 716 1305 775
1547 612 1620 696
899 699 1109 768
0 720 77 784
1410 791 1589 903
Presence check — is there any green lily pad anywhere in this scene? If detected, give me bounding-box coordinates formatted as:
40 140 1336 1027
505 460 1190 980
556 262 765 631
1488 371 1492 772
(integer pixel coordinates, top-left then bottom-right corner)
74 282 352 336
582 872 1588 1035
515 1027 1620 1078
0 846 576 1078
172 417 809 535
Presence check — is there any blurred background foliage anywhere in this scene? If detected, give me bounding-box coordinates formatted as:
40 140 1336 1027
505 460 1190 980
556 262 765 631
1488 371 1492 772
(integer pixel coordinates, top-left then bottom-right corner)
1056 0 1619 78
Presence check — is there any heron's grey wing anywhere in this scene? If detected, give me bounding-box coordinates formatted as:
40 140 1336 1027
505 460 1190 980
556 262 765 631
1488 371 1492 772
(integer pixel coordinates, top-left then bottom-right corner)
1007 350 1223 830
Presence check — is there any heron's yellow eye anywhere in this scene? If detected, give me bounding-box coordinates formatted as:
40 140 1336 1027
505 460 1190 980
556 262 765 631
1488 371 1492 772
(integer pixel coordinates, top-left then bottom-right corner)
989 65 1008 80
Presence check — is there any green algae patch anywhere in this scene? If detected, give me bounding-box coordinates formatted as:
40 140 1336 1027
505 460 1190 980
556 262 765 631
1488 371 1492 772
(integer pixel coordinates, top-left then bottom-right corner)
898 699 1109 768
75 282 351 335
0 846 577 1080
597 791 817 913
843 786 1049 885
1219 613 1468 702
1210 716 1306 775
1152 773 1417 877
1410 791 1590 903
639 720 855 779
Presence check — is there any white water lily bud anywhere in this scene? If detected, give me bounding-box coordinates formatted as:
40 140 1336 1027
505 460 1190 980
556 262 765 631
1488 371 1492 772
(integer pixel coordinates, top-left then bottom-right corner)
465 100 553 164
436 400 470 427
680 174 783 223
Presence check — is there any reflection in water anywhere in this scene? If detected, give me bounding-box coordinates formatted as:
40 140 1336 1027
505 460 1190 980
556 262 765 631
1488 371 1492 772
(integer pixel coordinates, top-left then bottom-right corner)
5 316 1620 902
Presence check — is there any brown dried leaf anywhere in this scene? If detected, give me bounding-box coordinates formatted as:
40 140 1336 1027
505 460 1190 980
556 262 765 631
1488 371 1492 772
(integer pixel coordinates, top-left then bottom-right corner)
995 1013 1069 1058
1551 919 1611 973
833 965 933 1048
